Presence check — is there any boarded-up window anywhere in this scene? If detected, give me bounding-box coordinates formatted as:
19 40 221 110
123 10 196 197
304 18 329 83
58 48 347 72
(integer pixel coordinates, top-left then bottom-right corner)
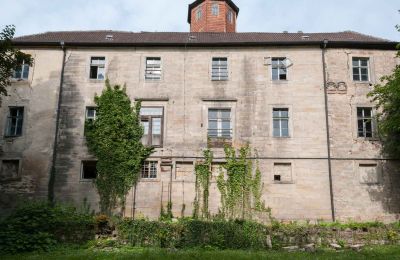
1 160 20 180
273 163 292 183
176 162 193 179
359 164 380 184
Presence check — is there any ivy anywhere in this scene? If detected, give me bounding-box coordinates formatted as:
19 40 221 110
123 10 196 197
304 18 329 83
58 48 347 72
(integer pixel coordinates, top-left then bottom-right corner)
193 149 213 219
217 145 267 220
85 80 153 215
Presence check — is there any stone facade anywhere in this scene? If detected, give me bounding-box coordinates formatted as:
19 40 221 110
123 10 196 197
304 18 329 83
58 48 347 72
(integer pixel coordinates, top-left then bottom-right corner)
1 44 399 222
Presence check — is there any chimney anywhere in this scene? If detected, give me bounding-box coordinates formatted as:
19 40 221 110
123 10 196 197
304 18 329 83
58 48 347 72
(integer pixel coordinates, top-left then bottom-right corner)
188 0 239 33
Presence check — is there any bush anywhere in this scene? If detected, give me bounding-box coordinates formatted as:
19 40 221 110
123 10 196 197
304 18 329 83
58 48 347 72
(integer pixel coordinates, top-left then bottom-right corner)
0 201 95 253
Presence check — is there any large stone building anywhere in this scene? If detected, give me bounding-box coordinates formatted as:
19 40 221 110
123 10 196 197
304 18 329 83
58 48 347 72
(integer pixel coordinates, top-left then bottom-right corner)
1 0 399 222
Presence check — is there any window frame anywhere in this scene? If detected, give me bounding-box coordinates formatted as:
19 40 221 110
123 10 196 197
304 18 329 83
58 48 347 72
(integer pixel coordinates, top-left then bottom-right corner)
12 60 30 81
141 161 158 179
207 108 232 139
140 106 164 148
196 7 203 21
227 10 233 23
357 107 375 138
352 57 370 82
211 3 219 16
5 106 24 138
89 56 106 80
145 57 162 81
271 57 288 81
80 160 97 181
211 57 229 81
272 108 290 138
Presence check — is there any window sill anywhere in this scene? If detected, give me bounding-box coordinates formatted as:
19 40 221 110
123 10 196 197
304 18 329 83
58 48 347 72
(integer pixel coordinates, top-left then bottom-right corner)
89 79 105 83
80 179 95 183
4 136 22 139
139 178 160 183
273 136 291 139
208 138 232 148
271 80 289 84
357 137 380 142
353 81 373 85
274 181 294 184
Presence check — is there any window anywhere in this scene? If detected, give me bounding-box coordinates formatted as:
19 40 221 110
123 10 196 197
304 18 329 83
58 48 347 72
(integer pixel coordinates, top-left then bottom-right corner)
273 163 292 183
12 61 29 80
5 107 24 137
212 3 219 16
140 107 163 147
357 107 373 138
85 107 97 121
212 57 228 81
196 7 202 21
81 161 97 180
90 57 105 80
359 164 380 184
227 10 233 23
273 108 289 137
0 160 20 180
141 161 157 179
208 109 232 139
352 57 369 82
272 58 287 81
145 57 162 80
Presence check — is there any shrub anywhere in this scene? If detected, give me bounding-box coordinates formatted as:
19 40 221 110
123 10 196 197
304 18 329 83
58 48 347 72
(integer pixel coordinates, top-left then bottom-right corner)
0 201 95 253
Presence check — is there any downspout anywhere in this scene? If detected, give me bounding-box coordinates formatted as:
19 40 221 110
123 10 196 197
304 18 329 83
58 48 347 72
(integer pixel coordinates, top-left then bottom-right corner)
48 41 66 204
321 39 336 222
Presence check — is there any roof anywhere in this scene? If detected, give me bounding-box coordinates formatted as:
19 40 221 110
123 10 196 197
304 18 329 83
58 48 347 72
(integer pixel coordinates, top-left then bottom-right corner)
187 0 240 23
13 30 398 49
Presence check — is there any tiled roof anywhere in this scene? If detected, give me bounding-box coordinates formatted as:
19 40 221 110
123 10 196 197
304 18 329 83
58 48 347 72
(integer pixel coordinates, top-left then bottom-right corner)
13 30 397 48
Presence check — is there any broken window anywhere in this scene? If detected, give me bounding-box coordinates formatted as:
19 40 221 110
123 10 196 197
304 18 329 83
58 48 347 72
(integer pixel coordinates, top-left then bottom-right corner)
272 58 287 80
90 57 105 80
5 107 24 137
12 61 29 80
357 107 374 138
81 161 97 180
0 160 20 180
212 57 228 81
208 109 232 139
273 163 292 183
359 164 380 184
212 3 219 16
273 108 289 137
141 161 157 179
145 57 162 80
352 57 369 82
140 107 163 147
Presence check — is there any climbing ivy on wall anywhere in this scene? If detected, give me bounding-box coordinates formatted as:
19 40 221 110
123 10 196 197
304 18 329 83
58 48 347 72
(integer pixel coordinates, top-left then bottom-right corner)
217 145 266 220
85 80 153 215
193 149 213 219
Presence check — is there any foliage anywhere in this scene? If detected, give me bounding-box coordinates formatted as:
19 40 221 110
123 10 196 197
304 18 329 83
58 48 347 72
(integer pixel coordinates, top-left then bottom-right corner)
85 80 153 215
367 27 400 158
193 149 213 219
217 145 266 220
160 202 173 221
0 201 95 253
0 25 33 98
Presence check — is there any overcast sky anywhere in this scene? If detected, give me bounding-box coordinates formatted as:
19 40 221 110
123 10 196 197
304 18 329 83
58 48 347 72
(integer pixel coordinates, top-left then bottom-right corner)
1 0 399 41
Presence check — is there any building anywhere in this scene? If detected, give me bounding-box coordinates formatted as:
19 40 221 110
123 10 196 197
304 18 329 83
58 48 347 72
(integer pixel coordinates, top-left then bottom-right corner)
1 0 399 222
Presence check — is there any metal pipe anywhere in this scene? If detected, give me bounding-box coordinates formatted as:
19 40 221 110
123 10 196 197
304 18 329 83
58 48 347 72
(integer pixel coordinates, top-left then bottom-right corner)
48 41 66 204
321 39 336 222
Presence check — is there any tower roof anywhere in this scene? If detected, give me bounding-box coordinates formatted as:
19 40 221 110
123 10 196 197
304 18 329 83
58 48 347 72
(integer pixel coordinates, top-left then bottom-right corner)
187 0 240 24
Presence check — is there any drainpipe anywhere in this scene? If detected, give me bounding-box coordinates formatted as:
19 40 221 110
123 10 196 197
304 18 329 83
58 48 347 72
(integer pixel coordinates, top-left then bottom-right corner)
321 39 336 222
48 41 66 204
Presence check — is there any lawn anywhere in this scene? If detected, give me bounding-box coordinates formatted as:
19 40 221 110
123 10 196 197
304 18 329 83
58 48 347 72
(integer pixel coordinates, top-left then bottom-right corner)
2 246 400 260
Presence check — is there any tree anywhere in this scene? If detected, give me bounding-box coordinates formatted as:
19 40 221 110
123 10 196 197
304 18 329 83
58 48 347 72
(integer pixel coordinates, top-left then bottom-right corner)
85 80 153 215
368 25 400 158
0 25 32 98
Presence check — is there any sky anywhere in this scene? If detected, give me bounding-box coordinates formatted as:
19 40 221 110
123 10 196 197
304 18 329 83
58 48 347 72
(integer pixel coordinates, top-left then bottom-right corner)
0 0 399 41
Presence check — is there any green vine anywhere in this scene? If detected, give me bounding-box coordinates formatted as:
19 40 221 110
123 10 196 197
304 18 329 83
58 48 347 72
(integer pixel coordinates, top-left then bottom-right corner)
193 149 213 219
216 145 266 220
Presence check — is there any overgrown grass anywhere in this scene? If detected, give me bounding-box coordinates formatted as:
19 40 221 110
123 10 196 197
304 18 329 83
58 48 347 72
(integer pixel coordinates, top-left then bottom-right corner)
2 246 400 260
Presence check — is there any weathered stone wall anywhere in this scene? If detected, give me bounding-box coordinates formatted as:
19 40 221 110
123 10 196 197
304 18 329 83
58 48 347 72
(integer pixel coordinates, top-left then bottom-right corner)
0 49 63 215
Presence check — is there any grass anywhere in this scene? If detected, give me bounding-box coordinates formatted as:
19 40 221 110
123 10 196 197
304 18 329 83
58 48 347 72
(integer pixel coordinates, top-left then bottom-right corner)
2 246 400 260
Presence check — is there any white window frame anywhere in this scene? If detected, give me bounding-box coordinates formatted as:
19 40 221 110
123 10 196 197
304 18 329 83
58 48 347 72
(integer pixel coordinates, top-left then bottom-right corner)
208 108 232 139
196 7 203 21
89 57 106 80
227 10 233 23
211 57 229 81
85 107 97 121
352 57 370 82
273 108 290 138
145 57 162 81
271 57 288 81
211 3 219 16
357 107 374 138
141 161 158 179
12 61 29 80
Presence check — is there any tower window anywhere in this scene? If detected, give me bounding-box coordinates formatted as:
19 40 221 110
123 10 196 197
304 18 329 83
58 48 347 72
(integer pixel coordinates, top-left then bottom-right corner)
196 7 202 21
212 4 219 16
227 10 233 23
